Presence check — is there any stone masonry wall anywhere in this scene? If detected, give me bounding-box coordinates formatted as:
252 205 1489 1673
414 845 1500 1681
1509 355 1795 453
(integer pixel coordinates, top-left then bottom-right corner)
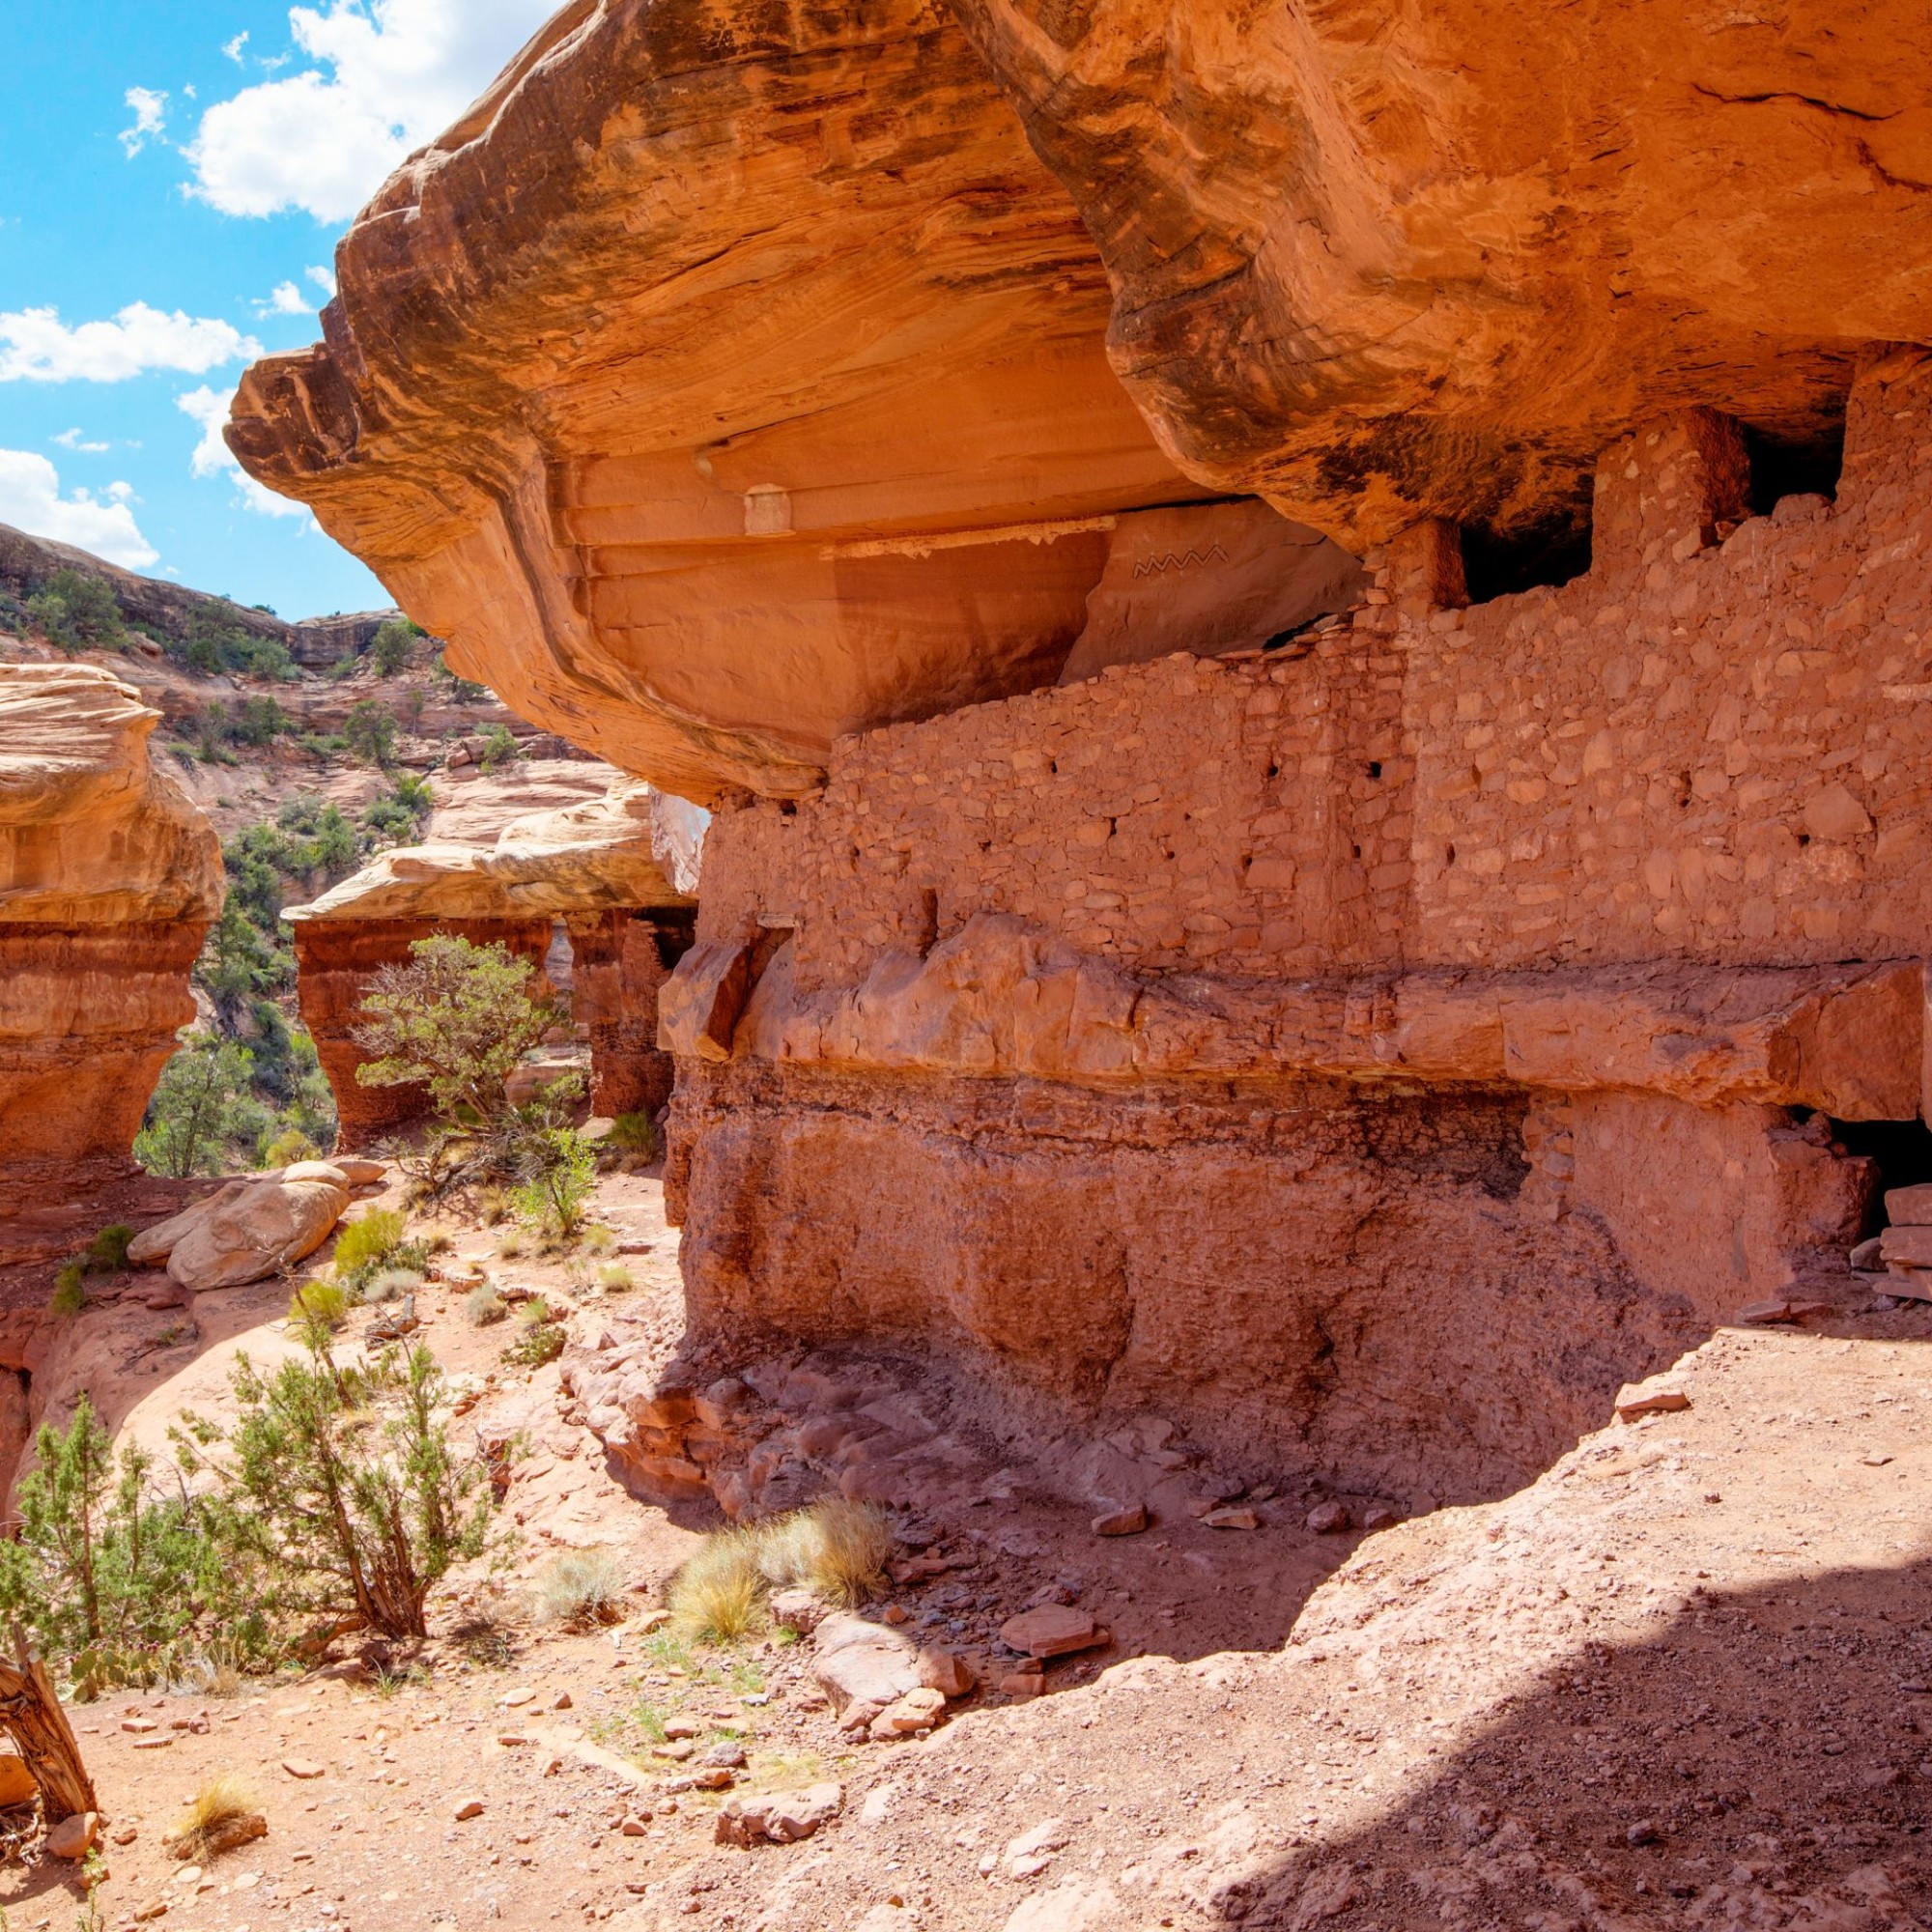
704 349 1932 995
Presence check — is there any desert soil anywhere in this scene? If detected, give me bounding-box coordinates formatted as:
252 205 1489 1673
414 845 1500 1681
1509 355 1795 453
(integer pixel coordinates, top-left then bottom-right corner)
6 1168 1930 1932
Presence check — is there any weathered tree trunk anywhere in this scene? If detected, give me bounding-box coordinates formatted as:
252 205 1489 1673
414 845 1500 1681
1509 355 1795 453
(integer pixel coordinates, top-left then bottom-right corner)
0 1655 96 1821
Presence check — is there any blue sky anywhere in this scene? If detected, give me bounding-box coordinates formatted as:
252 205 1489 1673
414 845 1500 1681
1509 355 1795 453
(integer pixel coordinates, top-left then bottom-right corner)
0 2 557 620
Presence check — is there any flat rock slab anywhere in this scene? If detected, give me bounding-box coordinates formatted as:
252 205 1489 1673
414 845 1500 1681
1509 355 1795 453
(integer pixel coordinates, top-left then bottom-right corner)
998 1605 1108 1659
810 1612 922 1714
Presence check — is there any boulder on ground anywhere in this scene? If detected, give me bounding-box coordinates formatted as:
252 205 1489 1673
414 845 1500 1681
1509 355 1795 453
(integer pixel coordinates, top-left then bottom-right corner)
165 1170 352 1292
997 1605 1108 1660
0 1751 34 1807
45 1810 99 1860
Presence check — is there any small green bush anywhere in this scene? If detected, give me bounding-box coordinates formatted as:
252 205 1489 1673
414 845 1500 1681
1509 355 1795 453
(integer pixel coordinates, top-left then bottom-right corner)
289 1280 352 1333
502 1298 564 1368
85 1225 134 1274
343 699 399 768
332 1209 406 1285
465 1287 507 1327
597 1262 635 1293
369 618 421 677
607 1112 661 1162
262 1129 322 1169
26 570 124 652
50 1264 86 1319
477 724 520 772
510 1128 597 1238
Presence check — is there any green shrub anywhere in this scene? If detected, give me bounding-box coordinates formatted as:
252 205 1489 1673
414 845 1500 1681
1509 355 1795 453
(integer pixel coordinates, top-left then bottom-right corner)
49 1264 86 1319
597 1262 635 1293
502 1298 564 1368
607 1112 661 1162
289 1280 352 1336
179 1335 490 1639
331 1209 406 1285
25 570 123 652
477 724 520 772
262 1128 322 1169
509 1128 597 1238
433 651 488 702
353 936 560 1129
369 618 421 676
343 699 399 768
134 1032 258 1179
226 696 292 747
85 1225 134 1274
0 1398 227 1684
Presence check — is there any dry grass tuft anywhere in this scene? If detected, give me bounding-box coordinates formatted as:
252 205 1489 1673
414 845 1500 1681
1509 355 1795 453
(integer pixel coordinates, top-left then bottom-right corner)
597 1262 635 1293
531 1547 629 1627
668 1532 768 1646
165 1773 265 1861
756 1496 894 1606
667 1497 895 1646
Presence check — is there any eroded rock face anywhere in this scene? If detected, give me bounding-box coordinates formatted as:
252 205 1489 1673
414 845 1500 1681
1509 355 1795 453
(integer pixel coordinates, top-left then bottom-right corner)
224 0 1355 798
0 666 222 1178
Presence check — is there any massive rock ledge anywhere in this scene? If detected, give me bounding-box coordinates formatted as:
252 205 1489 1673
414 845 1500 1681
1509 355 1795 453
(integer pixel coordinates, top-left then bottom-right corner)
948 0 1932 555
223 0 1357 798
0 665 223 1179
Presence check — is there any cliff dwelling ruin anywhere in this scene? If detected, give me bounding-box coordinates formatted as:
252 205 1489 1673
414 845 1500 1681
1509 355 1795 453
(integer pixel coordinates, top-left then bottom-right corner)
218 0 1932 1510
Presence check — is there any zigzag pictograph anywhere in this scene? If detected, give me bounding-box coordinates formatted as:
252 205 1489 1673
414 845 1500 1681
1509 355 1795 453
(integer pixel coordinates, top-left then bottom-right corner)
1131 542 1231 579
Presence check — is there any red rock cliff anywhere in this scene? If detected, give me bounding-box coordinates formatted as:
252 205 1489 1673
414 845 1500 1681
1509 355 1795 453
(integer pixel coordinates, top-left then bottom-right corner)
0 665 223 1179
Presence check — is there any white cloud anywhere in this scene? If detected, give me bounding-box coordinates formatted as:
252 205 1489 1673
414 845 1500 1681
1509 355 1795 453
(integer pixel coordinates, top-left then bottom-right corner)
306 264 338 298
0 449 158 569
222 31 250 62
120 87 169 156
50 429 111 454
178 384 314 522
257 281 314 317
0 304 261 384
185 0 557 222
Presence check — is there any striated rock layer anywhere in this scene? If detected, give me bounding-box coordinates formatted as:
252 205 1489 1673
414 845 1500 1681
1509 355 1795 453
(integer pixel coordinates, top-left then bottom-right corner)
661 357 1932 1500
224 0 1357 798
0 666 222 1179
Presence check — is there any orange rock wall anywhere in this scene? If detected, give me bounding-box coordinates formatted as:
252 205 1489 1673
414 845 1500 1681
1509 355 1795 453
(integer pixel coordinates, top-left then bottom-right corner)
566 909 692 1121
665 354 1932 1497
0 924 210 1179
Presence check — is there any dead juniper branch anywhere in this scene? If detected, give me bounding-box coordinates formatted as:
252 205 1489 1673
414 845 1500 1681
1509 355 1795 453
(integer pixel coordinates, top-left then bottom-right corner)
0 1636 96 1825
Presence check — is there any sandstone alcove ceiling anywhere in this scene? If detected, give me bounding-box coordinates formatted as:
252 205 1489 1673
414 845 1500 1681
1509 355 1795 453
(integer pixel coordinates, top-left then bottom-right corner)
948 0 1932 559
227 0 1365 802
